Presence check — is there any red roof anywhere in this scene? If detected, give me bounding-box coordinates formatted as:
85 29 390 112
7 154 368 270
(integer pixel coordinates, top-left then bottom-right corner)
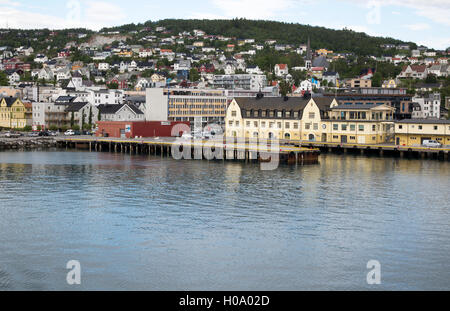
277 64 287 70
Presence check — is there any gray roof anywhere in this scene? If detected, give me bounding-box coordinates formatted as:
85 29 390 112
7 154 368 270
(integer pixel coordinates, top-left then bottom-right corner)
396 119 450 124
98 104 144 115
65 102 89 112
234 97 310 119
312 56 329 68
334 103 386 110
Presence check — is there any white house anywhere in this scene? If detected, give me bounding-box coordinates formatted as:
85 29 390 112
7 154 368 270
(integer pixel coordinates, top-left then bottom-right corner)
8 72 20 84
97 104 145 121
98 63 110 71
274 64 289 77
139 49 153 58
412 93 441 119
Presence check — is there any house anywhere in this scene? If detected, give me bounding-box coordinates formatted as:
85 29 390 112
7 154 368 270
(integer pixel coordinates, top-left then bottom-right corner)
411 93 441 119
428 64 449 77
246 65 263 75
274 64 289 77
7 71 21 84
322 72 340 86
395 119 450 146
382 79 398 88
311 67 325 79
37 67 54 81
346 79 372 88
98 63 110 71
0 97 29 128
138 48 153 58
34 54 48 63
97 104 145 122
56 68 72 81
174 59 192 71
397 65 428 79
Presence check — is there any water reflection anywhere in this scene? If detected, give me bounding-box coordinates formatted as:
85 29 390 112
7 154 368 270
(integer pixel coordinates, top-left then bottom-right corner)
0 151 449 290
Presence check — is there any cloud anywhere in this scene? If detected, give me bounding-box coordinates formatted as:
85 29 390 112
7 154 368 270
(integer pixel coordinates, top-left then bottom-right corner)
0 1 127 30
84 1 127 29
211 0 296 19
340 0 450 27
404 23 431 31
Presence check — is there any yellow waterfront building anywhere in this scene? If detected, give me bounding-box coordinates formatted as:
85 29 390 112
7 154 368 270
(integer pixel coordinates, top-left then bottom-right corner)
395 119 450 147
225 96 395 144
0 97 29 129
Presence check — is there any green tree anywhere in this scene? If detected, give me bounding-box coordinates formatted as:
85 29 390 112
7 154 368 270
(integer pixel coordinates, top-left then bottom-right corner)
70 111 75 128
279 80 292 97
88 106 92 127
372 72 383 87
0 72 9 86
189 68 200 82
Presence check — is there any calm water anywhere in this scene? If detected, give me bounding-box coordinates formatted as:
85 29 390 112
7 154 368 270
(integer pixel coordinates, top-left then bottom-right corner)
0 151 449 291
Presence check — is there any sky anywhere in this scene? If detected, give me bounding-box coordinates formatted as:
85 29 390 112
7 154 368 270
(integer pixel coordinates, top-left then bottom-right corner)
0 0 448 49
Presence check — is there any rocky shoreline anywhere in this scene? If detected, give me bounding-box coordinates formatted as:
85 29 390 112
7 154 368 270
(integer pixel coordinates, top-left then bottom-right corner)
0 137 59 151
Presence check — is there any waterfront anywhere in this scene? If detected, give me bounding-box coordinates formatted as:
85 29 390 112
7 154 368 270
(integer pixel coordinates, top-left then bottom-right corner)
0 151 449 290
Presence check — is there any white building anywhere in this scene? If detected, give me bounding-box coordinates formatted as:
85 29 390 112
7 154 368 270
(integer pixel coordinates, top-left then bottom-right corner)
412 93 441 119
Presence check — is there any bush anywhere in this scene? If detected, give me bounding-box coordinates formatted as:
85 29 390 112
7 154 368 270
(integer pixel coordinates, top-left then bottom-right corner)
49 125 58 131
72 124 80 131
23 125 32 132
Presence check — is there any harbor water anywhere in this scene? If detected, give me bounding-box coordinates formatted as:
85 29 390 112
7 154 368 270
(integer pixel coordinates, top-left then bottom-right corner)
0 151 449 290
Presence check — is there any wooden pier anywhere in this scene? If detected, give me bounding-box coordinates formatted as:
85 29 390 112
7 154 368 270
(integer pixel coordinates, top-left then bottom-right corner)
59 137 321 165
285 140 450 161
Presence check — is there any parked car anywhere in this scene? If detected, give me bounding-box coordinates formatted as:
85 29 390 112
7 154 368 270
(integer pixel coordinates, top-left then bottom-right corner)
181 132 193 139
64 129 75 136
28 132 39 137
48 131 59 136
38 131 50 137
4 131 21 138
422 140 442 148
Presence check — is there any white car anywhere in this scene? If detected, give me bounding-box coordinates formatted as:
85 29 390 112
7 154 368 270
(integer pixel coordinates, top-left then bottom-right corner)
422 140 441 148
64 129 75 136
181 132 193 139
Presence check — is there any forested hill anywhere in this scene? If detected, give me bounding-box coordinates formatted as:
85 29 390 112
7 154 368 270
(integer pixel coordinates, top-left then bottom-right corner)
103 18 417 56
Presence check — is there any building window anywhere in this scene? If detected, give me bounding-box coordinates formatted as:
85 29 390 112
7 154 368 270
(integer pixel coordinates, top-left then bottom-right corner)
246 121 250 127
285 122 290 129
254 121 258 127
313 123 318 130
235 121 239 127
293 123 298 129
231 111 237 117
418 125 423 130
342 124 347 131
333 124 338 131
305 123 311 130
399 125 403 129
434 126 438 130
359 125 364 131
372 125 376 131
350 124 356 131
261 122 266 128
277 122 282 129
309 112 315 119
277 111 282 118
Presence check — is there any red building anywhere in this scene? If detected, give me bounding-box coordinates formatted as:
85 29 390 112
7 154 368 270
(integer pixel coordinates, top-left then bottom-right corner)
96 121 191 138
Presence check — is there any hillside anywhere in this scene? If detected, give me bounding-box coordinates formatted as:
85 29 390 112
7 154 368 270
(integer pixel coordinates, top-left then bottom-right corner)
102 18 417 57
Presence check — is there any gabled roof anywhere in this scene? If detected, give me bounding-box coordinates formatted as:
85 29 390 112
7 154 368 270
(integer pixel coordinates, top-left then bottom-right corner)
98 104 144 115
234 97 310 113
1 97 19 107
65 102 89 112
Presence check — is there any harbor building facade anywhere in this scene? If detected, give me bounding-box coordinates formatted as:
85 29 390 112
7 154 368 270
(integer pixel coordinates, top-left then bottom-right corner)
395 119 450 146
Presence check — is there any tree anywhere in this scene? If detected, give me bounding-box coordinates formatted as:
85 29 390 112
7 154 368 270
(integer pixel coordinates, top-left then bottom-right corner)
372 72 383 87
88 106 92 127
189 68 200 82
279 80 292 97
70 111 75 128
107 82 119 89
0 72 9 86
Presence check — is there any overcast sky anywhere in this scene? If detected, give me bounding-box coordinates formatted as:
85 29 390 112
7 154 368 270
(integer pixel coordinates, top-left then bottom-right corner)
0 0 448 49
